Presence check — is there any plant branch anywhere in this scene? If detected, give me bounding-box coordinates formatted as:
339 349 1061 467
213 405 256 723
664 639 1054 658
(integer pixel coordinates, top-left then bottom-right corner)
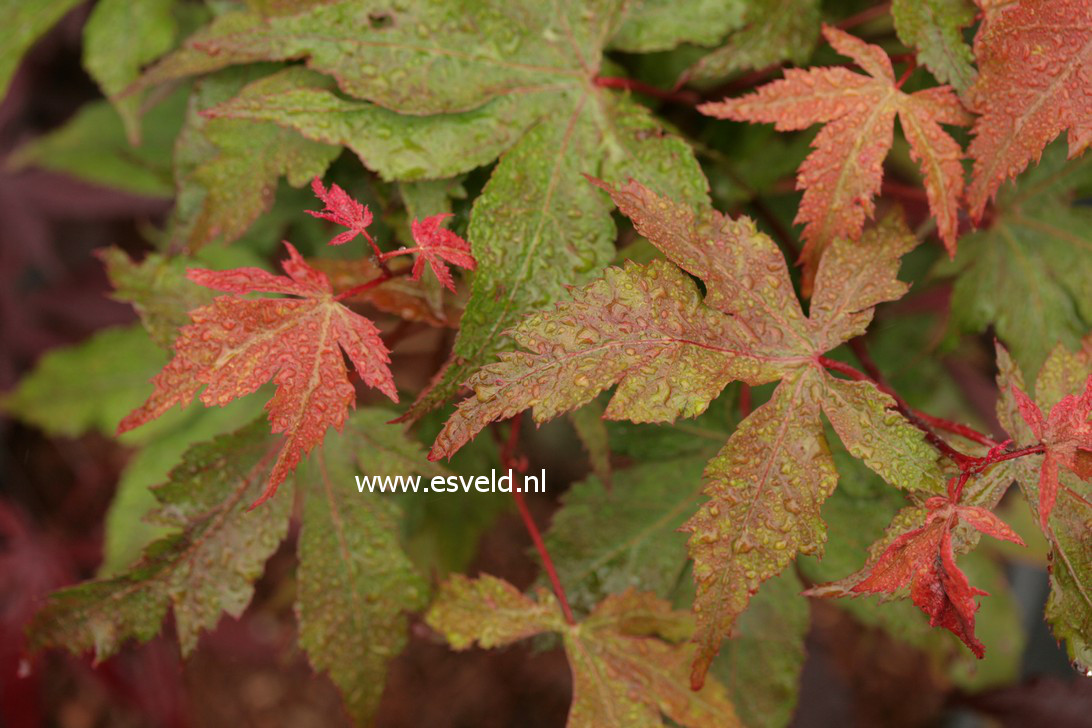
496 417 576 625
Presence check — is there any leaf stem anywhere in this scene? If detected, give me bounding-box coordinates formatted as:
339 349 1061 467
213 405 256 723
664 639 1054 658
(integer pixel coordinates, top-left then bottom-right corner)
333 265 412 301
496 417 577 625
361 229 394 277
836 2 892 31
593 76 700 105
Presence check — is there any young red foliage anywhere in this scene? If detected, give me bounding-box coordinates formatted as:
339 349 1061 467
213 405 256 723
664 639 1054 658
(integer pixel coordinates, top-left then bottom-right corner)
307 177 375 247
118 242 397 508
383 213 476 292
700 24 969 288
966 0 1092 219
1011 373 1092 530
852 495 1025 657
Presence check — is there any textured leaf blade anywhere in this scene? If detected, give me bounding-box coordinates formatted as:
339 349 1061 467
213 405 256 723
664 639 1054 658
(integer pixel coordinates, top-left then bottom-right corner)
168 68 340 250
684 0 821 84
701 25 969 279
296 411 428 723
567 591 740 728
967 0 1092 218
545 456 709 611
118 243 396 505
205 77 551 182
430 260 783 459
427 578 739 727
592 179 811 352
996 339 1092 668
410 93 710 421
28 420 290 659
133 0 612 114
892 0 977 93
608 0 746 53
426 574 564 649
710 570 808 728
819 374 946 494
683 368 837 688
948 145 1092 376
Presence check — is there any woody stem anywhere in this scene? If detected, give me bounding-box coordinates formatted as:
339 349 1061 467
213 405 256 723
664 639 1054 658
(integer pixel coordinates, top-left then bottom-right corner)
498 417 576 625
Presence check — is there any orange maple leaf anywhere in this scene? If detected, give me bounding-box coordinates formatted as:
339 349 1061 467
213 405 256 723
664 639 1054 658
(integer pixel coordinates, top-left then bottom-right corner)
966 0 1092 219
700 24 970 288
118 242 397 507
1011 373 1092 530
851 496 1024 657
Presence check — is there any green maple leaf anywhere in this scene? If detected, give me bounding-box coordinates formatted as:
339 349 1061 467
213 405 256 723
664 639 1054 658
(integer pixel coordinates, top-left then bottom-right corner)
946 143 1092 377
28 420 291 659
82 0 179 143
994 340 1092 671
427 575 740 727
295 409 433 723
545 455 809 727
168 66 341 250
608 0 747 53
892 0 977 93
429 180 947 686
123 0 709 416
682 0 821 85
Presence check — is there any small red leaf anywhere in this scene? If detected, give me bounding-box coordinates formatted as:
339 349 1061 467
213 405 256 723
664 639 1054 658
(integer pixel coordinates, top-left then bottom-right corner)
851 500 1023 657
1013 374 1092 528
307 177 375 247
401 213 476 292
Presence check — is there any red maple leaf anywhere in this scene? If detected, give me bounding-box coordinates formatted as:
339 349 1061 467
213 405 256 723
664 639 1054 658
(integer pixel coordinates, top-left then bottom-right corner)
966 0 1092 219
307 177 375 247
852 497 1024 657
382 213 476 292
118 242 397 507
1011 373 1092 529
700 24 970 288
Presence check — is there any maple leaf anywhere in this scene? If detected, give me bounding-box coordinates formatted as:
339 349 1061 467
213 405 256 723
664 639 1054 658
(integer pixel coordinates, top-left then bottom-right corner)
170 68 340 250
848 496 1024 657
296 410 432 723
118 242 397 508
384 213 476 293
700 24 970 286
995 339 1092 669
430 179 948 687
946 144 1092 378
682 0 821 85
28 421 291 660
891 0 977 93
1011 374 1092 530
966 0 1092 219
426 575 740 727
307 176 375 247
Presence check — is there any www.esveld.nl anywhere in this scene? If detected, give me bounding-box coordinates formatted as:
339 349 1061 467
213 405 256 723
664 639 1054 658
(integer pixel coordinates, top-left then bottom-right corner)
355 468 546 494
